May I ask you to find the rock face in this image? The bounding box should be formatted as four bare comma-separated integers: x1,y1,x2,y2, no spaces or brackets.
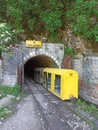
58,25,93,56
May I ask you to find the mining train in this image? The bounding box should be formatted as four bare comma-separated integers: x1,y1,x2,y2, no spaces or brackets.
33,68,78,100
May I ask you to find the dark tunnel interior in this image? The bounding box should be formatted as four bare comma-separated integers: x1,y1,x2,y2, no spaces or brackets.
24,55,58,78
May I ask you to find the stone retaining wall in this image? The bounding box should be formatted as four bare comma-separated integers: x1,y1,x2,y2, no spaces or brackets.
72,56,98,105
1,51,18,86
0,60,2,84
62,25,98,105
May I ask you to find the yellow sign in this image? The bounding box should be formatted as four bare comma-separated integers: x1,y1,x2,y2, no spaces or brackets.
26,40,42,48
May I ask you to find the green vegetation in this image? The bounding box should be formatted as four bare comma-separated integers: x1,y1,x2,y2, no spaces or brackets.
67,0,98,44
0,22,23,58
76,98,98,130
40,0,63,35
0,84,22,98
64,47,75,57
0,84,25,120
0,0,98,48
76,98,98,119
0,107,14,120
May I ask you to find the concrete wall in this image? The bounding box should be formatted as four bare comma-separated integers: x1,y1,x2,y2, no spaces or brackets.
72,56,98,105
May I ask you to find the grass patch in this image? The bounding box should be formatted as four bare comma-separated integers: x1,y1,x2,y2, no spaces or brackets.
76,98,98,119
0,107,14,120
0,84,26,120
76,98,98,130
0,84,23,98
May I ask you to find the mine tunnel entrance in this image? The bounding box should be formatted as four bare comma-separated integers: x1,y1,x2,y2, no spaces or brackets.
24,55,59,78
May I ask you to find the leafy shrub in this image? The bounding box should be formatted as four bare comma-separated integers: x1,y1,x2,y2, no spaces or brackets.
41,9,62,33
64,47,75,57
1,0,98,44
0,23,14,55
67,0,98,43
0,22,23,55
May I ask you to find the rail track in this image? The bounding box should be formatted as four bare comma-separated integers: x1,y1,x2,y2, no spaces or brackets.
25,78,94,130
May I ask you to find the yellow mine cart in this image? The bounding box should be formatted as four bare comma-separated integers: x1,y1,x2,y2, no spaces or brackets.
43,68,78,100
26,40,42,48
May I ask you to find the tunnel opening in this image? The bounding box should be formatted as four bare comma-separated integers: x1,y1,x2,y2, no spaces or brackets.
24,55,59,78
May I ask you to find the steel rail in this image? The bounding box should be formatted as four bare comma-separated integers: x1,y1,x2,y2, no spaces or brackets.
34,83,92,130
25,78,72,130
25,78,93,130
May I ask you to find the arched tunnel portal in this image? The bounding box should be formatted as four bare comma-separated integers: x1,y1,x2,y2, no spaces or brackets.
1,42,64,87
24,54,59,78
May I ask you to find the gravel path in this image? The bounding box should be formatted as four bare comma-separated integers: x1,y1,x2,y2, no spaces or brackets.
0,95,43,130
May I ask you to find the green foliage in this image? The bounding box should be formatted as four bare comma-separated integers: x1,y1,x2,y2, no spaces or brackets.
0,1,68,42
0,0,7,19
0,107,13,119
0,22,23,55
76,99,98,116
40,0,63,34
27,19,36,31
67,0,98,43
7,0,23,29
0,23,12,44
76,98,98,129
0,23,14,53
0,0,98,44
41,10,62,33
6,0,41,32
0,84,21,97
6,0,64,40
40,0,64,41
64,47,75,57
0,84,25,120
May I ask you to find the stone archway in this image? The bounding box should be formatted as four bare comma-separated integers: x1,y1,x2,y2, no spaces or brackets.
24,51,61,68
1,42,64,86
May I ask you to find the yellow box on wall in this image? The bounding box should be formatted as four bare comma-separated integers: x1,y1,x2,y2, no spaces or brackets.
26,40,42,48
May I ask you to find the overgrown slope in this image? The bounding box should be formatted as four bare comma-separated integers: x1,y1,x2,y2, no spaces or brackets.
0,0,98,49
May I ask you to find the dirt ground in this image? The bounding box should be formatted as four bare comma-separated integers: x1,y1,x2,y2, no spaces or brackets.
0,95,44,130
